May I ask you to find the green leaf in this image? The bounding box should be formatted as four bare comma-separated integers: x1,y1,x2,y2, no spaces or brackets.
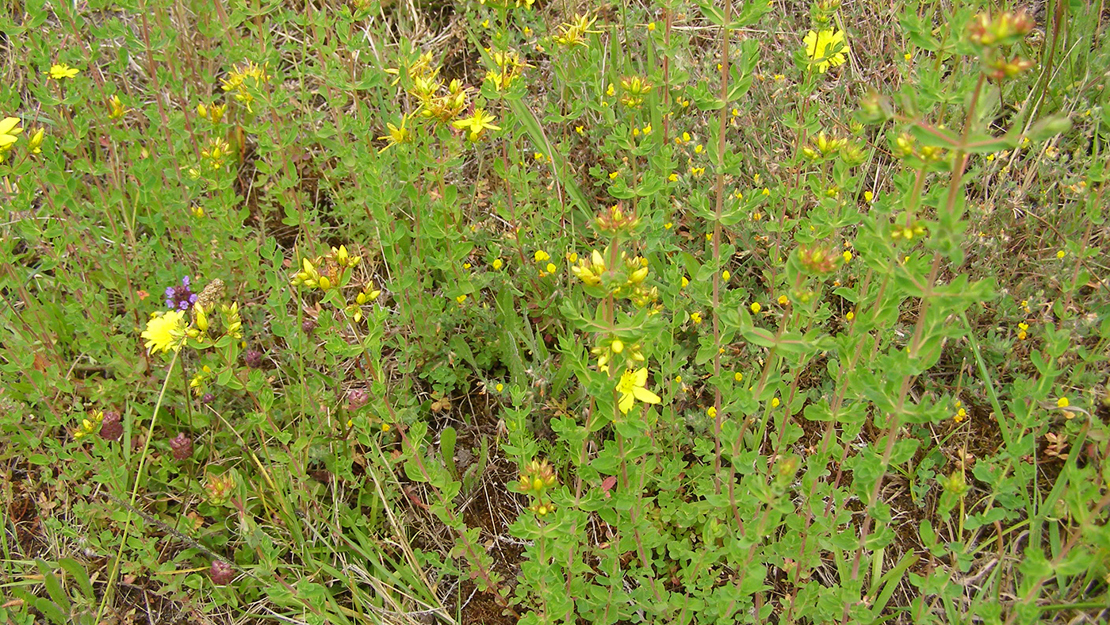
440,426,457,479
1026,115,1072,143
58,559,94,601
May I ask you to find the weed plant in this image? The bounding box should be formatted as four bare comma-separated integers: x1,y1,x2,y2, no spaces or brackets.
1,0,1109,623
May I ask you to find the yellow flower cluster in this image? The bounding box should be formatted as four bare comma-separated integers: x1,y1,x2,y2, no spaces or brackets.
74,410,105,440
618,75,653,108
221,61,269,112
291,245,361,291
484,49,529,91
554,13,601,48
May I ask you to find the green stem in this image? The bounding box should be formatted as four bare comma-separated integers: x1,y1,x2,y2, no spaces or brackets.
96,349,180,623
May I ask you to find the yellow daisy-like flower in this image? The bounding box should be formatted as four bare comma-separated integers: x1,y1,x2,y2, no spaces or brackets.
142,310,188,354
47,63,80,80
803,29,850,73
616,368,661,414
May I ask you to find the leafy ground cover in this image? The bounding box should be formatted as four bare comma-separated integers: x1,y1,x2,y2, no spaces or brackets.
1,0,1109,623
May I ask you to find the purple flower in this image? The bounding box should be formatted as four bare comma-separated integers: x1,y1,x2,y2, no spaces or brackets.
347,388,369,411
209,560,235,585
169,432,193,460
165,276,198,311
99,411,123,441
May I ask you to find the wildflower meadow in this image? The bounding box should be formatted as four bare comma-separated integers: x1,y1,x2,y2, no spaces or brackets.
1,0,1108,623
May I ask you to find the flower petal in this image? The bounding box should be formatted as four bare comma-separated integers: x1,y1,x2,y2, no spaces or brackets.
633,387,661,405
618,392,634,414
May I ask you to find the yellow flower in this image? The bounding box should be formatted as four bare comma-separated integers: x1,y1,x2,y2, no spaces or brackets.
733,372,743,382
690,311,702,324
803,29,850,73
1056,397,1069,408
1056,250,1066,259
554,13,601,48
0,117,23,151
722,270,731,281
545,262,556,274
456,294,468,304
842,251,853,262
142,310,188,354
846,311,855,321
681,276,689,288
534,250,550,262
616,368,661,414
707,406,717,418
496,383,504,393
27,128,44,154
750,302,762,314
771,397,780,408
378,115,411,152
108,95,127,120
492,258,503,270
452,108,500,142
197,102,227,123
47,63,80,80
778,295,789,305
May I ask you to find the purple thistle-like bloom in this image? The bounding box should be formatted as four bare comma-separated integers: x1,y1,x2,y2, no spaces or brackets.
165,276,199,311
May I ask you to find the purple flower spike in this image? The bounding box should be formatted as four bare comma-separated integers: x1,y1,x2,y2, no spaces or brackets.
165,276,198,311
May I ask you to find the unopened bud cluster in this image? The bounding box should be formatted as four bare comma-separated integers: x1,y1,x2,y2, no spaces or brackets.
570,247,658,309
592,338,645,373
798,245,839,275
594,203,640,234
618,76,653,109
966,10,1037,80
965,10,1034,49
205,472,237,506
516,459,558,516
291,245,360,291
